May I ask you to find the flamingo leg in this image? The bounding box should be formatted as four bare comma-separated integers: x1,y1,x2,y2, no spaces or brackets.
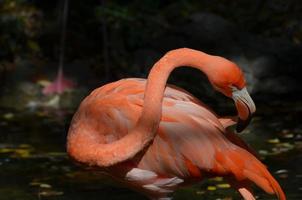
238,187,256,200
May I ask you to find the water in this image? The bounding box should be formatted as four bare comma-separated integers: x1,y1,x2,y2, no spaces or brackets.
0,102,301,200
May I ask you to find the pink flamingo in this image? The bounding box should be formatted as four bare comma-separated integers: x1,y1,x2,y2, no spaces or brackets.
67,48,285,200
42,0,75,95
42,67,75,95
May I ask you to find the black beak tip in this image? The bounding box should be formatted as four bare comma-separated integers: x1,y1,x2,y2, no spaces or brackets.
236,116,252,133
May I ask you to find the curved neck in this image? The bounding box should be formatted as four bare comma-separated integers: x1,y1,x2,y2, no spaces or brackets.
137,48,216,131
67,48,222,167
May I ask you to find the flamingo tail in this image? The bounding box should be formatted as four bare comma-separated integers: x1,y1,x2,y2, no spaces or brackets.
216,148,286,200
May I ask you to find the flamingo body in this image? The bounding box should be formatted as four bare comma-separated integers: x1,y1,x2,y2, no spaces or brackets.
68,78,285,200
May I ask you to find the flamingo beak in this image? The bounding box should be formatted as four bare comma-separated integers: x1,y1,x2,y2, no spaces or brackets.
231,87,256,132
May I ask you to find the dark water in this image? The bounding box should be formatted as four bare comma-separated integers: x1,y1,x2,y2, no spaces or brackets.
0,103,301,200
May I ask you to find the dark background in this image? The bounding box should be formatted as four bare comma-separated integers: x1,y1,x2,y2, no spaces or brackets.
0,1,302,200
1,0,302,110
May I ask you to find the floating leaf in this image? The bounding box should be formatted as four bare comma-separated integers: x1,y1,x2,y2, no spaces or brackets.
30,182,52,188
3,113,14,120
37,80,51,87
0,145,33,158
207,186,216,191
275,169,288,174
14,149,31,158
39,191,64,196
209,177,223,182
19,144,32,148
277,142,294,148
267,138,280,144
30,182,43,186
282,134,294,139
216,183,231,189
196,190,205,195
258,150,268,155
47,152,67,157
40,184,52,188
0,148,14,153
279,129,294,139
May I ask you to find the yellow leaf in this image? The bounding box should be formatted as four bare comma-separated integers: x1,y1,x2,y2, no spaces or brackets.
216,183,231,189
207,186,216,191
267,138,280,144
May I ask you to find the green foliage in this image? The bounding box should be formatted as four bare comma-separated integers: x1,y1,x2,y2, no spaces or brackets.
0,0,302,74
0,0,42,60
94,0,192,49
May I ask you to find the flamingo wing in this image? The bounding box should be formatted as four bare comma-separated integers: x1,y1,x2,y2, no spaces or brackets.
135,92,285,200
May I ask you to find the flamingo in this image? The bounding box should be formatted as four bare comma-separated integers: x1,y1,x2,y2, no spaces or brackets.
42,0,75,96
42,67,75,95
67,48,286,200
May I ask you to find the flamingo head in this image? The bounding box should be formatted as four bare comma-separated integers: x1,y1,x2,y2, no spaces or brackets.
208,58,256,132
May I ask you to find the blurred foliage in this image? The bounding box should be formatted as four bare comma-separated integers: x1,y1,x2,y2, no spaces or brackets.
0,0,42,61
95,0,189,49
0,0,302,76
